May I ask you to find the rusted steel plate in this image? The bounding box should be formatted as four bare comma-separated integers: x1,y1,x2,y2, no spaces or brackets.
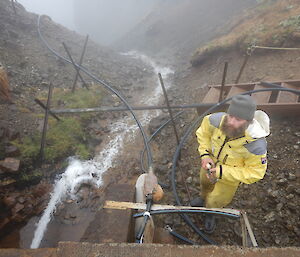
276,82,300,103
251,84,272,104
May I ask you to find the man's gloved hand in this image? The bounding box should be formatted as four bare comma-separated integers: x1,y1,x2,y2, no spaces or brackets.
206,167,218,184
201,157,215,170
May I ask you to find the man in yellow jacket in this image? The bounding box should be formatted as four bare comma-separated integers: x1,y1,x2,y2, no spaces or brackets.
195,95,270,232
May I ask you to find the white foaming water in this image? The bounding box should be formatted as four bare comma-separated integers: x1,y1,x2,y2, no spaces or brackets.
30,51,173,249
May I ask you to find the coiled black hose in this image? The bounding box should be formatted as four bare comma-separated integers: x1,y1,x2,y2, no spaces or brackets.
171,87,300,244
37,15,154,170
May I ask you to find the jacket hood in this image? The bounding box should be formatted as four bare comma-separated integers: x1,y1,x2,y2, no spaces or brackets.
246,110,270,138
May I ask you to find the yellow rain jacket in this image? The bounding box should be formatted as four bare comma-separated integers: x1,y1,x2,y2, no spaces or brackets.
196,111,270,208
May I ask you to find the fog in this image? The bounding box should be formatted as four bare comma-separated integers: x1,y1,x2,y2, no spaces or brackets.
18,0,161,46
18,0,76,30
74,0,161,45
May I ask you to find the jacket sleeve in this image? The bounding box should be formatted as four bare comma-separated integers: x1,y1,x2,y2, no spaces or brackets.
196,115,213,158
216,153,267,184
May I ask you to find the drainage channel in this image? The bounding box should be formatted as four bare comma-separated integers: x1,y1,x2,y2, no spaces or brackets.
19,50,174,249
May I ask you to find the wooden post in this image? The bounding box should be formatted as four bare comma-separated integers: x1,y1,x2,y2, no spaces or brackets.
240,215,248,247
235,54,250,84
62,42,89,90
242,211,258,247
35,98,61,121
219,62,228,102
72,35,89,92
39,83,53,162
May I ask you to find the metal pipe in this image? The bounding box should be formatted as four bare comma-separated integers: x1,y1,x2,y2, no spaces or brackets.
72,35,89,93
158,73,180,145
62,42,89,90
219,62,228,102
50,103,219,114
35,98,61,121
158,73,192,203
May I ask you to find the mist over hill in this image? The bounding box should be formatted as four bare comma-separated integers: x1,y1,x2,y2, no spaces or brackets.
114,0,257,61
74,0,164,45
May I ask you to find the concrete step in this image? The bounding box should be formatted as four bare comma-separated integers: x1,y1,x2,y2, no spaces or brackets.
1,242,299,257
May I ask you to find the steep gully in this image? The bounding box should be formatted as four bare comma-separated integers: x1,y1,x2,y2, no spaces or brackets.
20,51,174,249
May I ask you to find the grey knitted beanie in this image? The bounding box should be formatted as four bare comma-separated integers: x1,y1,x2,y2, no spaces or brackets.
227,95,256,121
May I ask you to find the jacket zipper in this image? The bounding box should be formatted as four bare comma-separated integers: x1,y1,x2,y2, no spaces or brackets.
217,137,228,159
223,154,228,164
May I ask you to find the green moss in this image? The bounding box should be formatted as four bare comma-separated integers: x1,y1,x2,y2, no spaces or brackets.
13,136,41,162
14,117,90,163
19,169,43,183
52,86,103,109
15,86,104,164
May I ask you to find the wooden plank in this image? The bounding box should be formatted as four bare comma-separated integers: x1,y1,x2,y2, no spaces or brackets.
242,212,258,247
240,217,248,247
251,84,271,104
202,87,220,103
276,82,299,103
104,201,241,216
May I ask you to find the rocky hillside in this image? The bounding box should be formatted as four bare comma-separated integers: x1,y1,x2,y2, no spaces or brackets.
114,0,256,64
0,0,154,245
191,0,300,66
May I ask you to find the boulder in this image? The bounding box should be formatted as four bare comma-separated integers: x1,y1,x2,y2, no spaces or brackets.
0,158,20,173
12,203,25,215
2,195,17,208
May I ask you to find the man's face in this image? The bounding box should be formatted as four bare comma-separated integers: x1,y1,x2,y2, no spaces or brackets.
221,115,249,138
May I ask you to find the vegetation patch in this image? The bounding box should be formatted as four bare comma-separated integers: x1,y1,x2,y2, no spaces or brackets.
191,0,300,66
14,86,103,164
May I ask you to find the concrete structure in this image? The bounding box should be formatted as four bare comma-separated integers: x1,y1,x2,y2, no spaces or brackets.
0,242,299,257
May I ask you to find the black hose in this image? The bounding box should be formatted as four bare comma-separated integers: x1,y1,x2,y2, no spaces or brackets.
140,110,185,172
37,15,154,170
166,226,197,245
133,209,239,218
171,87,300,244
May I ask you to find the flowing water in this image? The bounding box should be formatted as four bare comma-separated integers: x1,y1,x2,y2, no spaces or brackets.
29,52,174,249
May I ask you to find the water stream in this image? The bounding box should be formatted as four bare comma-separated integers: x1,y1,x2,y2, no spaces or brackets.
30,51,174,249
